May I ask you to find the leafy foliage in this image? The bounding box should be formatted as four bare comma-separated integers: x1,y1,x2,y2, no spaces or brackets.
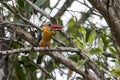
0,0,120,80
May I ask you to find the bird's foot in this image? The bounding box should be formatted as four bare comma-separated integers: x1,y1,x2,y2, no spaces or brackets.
40,46,50,49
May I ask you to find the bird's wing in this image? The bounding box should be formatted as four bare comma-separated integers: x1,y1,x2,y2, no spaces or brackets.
37,31,42,46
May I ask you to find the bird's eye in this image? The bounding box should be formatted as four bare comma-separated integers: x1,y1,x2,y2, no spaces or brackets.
48,23,51,26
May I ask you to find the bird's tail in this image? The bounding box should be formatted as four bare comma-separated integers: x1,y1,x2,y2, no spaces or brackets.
37,52,45,64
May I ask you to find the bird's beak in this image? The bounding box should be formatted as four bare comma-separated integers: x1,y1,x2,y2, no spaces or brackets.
50,24,63,29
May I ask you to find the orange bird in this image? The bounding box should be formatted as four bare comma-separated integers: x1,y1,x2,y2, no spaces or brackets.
37,23,62,63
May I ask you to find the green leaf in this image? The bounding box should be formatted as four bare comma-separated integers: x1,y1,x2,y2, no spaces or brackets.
18,0,24,8
87,30,96,45
13,43,19,49
114,60,120,70
68,18,75,29
98,38,104,50
57,17,63,26
109,47,117,55
85,28,92,42
35,0,47,7
73,37,84,49
90,48,102,55
101,29,107,43
117,47,120,54
78,27,86,41
68,54,79,62
111,70,120,76
76,59,86,69
29,51,37,59
103,39,111,50
15,62,26,80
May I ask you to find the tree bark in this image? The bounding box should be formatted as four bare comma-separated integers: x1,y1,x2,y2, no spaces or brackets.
54,0,74,18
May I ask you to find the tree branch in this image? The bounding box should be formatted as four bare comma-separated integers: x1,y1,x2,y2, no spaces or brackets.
54,0,74,18
0,47,80,55
0,46,100,80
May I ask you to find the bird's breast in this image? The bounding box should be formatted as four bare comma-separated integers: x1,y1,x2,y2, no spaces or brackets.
42,30,52,41
39,29,52,46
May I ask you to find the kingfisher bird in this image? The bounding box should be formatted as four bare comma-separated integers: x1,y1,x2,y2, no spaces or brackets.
37,23,62,64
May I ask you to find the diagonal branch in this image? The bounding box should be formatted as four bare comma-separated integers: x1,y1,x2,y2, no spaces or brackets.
48,52,100,80
0,21,36,45
24,0,50,19
53,0,74,18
